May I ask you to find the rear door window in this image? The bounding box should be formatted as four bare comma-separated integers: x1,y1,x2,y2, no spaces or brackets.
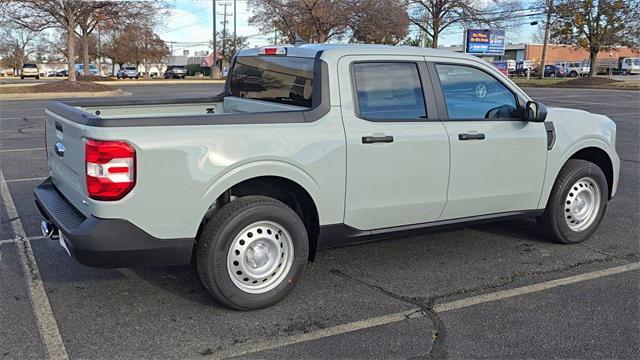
352,62,427,121
229,56,315,108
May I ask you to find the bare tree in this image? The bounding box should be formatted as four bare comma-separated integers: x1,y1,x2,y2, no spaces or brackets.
103,24,170,75
407,0,522,48
349,0,410,45
249,0,352,43
552,0,640,77
249,0,410,44
2,0,116,81
75,1,169,75
0,23,38,75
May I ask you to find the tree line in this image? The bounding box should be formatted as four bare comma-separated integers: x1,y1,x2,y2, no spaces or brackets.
0,0,170,80
1,0,638,80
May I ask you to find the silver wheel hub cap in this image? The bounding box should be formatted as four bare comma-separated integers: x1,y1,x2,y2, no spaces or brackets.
564,177,601,232
227,221,294,294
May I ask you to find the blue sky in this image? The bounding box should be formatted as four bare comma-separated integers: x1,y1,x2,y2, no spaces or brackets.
159,0,540,56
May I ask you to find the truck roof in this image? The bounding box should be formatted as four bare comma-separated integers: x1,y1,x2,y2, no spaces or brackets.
237,43,477,61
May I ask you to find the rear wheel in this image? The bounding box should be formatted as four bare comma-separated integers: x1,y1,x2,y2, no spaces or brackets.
538,159,608,244
197,196,308,310
570,71,578,77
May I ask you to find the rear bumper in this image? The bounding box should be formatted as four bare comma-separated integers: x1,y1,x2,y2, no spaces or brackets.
34,178,194,268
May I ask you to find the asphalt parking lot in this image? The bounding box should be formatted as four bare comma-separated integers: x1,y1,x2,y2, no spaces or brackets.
1,84,638,359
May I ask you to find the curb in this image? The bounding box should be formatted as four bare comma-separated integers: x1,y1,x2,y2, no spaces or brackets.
519,85,640,91
97,79,226,85
0,90,128,101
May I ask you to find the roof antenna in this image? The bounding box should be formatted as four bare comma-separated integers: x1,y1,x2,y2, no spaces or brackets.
293,34,306,47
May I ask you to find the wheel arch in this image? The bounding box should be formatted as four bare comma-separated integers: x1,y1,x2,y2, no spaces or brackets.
199,163,323,260
567,146,614,199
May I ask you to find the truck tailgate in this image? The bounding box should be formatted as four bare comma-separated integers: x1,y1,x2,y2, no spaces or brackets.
45,110,88,216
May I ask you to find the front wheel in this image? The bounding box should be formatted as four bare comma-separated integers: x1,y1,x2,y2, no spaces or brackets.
538,159,608,244
197,196,308,310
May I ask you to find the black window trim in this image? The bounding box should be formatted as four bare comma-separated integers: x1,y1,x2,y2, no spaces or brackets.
349,60,438,122
227,54,320,109
429,61,527,122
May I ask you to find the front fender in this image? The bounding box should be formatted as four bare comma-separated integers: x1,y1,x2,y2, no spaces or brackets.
537,136,619,209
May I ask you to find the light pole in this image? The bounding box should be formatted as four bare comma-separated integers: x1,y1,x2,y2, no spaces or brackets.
539,0,554,79
211,0,220,79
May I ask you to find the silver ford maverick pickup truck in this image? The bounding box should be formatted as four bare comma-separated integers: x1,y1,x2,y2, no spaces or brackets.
35,44,619,310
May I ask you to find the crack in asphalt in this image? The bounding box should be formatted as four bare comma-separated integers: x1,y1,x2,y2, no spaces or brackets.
330,269,448,359
329,251,639,359
426,252,639,306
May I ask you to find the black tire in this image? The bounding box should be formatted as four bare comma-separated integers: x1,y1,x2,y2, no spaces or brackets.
570,71,578,77
197,195,309,310
538,159,608,244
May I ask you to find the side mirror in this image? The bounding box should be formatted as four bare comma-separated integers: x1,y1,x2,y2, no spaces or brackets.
525,101,548,122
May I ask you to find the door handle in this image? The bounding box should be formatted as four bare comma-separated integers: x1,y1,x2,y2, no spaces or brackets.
362,135,394,144
458,133,485,141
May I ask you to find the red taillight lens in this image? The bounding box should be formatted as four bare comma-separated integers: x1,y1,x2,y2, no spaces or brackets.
85,139,135,201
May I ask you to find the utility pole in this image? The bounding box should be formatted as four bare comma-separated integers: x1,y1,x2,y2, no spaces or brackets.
233,0,237,55
211,0,219,79
539,0,553,79
218,2,232,75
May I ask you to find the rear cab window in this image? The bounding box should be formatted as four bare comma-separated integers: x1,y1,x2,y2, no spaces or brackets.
351,62,427,121
228,56,315,108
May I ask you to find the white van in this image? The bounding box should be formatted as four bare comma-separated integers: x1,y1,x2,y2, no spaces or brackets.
620,58,640,75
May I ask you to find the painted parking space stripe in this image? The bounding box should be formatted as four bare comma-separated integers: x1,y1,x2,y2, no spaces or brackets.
0,170,68,360
0,147,45,153
5,177,48,183
0,236,46,245
0,116,46,121
213,262,640,359
0,128,44,133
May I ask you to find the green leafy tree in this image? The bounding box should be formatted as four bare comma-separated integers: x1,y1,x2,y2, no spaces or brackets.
552,0,640,77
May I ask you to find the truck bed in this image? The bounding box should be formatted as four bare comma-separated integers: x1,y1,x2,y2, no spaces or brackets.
49,95,308,122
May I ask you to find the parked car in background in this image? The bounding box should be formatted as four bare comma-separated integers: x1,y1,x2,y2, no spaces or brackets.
45,70,58,77
55,69,69,77
36,44,619,310
555,62,589,77
513,60,533,76
21,63,39,79
74,64,100,76
164,65,187,79
620,57,640,75
117,65,140,79
532,64,565,78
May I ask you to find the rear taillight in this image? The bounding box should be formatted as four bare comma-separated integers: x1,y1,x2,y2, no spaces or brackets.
85,139,135,201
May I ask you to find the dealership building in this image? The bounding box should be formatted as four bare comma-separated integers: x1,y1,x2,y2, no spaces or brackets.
445,43,638,64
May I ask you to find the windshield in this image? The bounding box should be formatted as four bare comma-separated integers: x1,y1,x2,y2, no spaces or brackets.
228,56,315,108
124,67,136,70
23,64,37,68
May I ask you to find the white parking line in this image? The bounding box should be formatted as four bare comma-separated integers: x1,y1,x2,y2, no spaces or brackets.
5,177,47,183
0,236,46,245
0,116,46,121
0,147,45,153
0,128,44,133
213,262,640,359
605,112,640,117
0,170,68,360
